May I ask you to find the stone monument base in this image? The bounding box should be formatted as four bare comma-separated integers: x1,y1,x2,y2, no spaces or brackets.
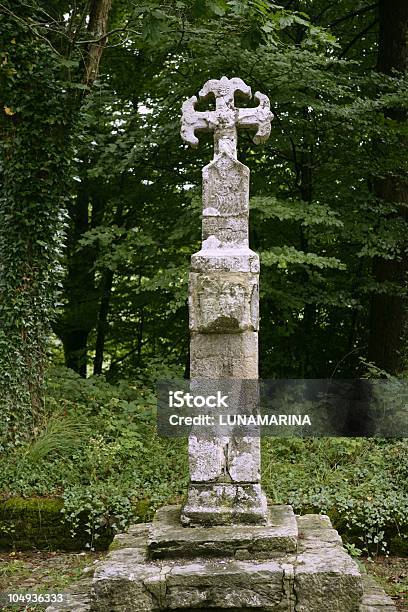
181,483,268,527
46,505,396,612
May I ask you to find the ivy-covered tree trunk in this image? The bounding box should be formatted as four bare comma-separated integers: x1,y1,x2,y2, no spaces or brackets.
0,0,113,444
0,12,72,442
367,0,408,373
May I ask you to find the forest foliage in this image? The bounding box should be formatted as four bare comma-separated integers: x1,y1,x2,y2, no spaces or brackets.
0,0,407,410
0,0,407,552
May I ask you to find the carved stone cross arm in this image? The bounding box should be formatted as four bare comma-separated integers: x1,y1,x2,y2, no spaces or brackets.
236,92,272,145
180,97,212,148
181,76,273,158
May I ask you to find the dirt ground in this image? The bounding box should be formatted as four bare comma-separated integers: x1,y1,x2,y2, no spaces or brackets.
0,550,104,610
0,550,406,610
361,556,408,610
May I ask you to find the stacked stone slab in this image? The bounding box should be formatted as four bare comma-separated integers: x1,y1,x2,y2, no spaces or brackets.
46,506,396,611
181,76,273,527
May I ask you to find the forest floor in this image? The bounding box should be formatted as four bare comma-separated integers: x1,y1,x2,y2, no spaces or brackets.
0,550,406,610
0,550,103,610
361,556,408,610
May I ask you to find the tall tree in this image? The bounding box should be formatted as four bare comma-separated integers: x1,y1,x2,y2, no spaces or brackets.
367,0,408,373
55,0,113,376
0,0,112,443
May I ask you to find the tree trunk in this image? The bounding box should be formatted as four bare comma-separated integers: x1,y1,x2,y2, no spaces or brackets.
367,0,408,373
93,196,124,375
54,188,99,377
93,268,114,375
55,0,113,375
63,330,91,376
298,130,316,376
85,0,113,85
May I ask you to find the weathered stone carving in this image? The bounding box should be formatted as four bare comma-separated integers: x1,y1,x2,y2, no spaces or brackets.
180,77,273,526
180,75,272,157
189,272,258,333
203,155,249,217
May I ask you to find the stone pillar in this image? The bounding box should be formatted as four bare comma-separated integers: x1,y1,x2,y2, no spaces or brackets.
180,77,273,526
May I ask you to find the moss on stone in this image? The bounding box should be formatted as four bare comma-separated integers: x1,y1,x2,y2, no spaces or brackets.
135,498,152,521
2,497,64,511
0,497,114,551
108,539,123,551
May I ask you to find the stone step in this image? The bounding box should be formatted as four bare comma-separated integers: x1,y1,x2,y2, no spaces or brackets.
45,568,397,612
148,505,298,559
359,573,397,611
91,551,294,610
295,514,362,611
46,510,397,612
89,512,362,611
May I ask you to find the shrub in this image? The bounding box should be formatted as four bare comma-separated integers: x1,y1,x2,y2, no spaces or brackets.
262,437,408,554
0,367,188,548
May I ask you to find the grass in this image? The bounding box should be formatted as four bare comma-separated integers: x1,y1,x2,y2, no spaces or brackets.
0,550,104,610
26,412,89,464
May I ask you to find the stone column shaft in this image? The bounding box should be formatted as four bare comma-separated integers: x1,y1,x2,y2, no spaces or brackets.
180,77,273,526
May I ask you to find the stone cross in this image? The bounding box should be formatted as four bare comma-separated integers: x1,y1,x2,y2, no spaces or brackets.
181,76,272,158
180,77,273,526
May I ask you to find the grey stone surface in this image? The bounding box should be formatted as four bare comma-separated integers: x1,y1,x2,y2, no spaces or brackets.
45,577,92,612
180,76,272,156
202,154,249,220
228,436,262,482
148,505,297,559
189,272,259,333
187,434,261,483
91,547,160,611
163,559,292,610
359,573,397,611
202,215,248,248
109,523,150,551
191,248,260,273
181,483,268,527
47,509,397,612
295,515,362,612
92,546,294,611
180,77,272,526
189,331,258,378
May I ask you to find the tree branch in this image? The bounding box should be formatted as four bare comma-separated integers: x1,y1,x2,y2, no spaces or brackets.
339,19,378,58
330,3,377,28
77,26,131,44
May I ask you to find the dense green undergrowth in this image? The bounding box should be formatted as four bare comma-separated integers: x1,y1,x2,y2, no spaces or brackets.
0,367,406,554
262,437,408,555
0,367,188,549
